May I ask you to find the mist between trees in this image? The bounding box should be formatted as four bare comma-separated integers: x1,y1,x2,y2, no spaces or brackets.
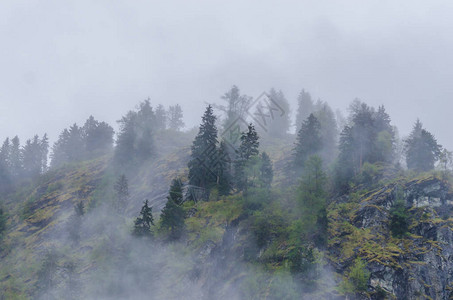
0,85,450,299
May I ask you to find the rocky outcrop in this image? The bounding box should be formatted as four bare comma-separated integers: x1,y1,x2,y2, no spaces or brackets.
333,176,453,299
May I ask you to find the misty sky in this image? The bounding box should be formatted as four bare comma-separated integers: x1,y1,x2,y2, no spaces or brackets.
1,1,453,148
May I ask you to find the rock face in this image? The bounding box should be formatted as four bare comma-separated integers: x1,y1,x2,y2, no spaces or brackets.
337,176,453,299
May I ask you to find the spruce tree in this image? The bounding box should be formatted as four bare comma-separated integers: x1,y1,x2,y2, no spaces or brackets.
295,89,314,133
133,199,154,237
267,89,290,138
160,180,185,240
188,105,219,192
10,136,22,179
292,114,322,177
234,123,260,192
217,141,232,196
155,104,167,130
405,119,442,172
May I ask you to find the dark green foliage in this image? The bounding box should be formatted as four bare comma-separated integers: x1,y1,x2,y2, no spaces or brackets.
405,119,442,172
133,199,154,237
313,102,338,164
234,123,260,192
167,104,185,131
389,199,409,238
168,177,184,205
160,198,185,240
114,174,129,213
259,152,273,188
292,114,322,178
10,136,22,179
216,141,232,196
188,105,218,192
160,178,186,239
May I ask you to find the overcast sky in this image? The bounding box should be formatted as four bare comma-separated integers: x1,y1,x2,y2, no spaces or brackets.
1,1,453,148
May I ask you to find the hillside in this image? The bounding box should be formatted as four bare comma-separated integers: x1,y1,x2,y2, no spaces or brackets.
1,126,452,299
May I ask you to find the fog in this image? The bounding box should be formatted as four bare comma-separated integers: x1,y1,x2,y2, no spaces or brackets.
1,1,453,144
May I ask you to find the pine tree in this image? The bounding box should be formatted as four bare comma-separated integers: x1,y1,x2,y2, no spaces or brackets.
188,105,219,192
405,119,442,172
22,135,42,178
168,177,184,205
295,89,314,133
133,199,154,237
259,152,273,188
155,104,167,130
292,114,322,177
160,180,185,240
40,134,49,173
167,104,185,131
10,136,22,179
217,141,232,196
334,126,356,192
0,138,11,192
114,174,129,213
114,111,138,167
83,116,114,156
313,102,338,164
267,89,290,138
234,123,260,191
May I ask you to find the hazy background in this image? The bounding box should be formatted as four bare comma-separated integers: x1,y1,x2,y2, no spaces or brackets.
1,0,452,148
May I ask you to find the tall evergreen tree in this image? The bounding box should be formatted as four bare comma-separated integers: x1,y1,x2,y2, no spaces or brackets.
295,89,314,133
405,119,442,172
217,141,232,196
188,105,218,191
133,199,154,237
10,136,22,179
292,114,322,177
40,134,49,173
267,89,290,137
82,116,114,156
155,104,167,130
160,179,185,240
234,123,260,192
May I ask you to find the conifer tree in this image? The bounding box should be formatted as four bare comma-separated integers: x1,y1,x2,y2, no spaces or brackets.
295,89,314,133
267,89,290,138
405,119,442,172
292,114,322,177
188,105,218,191
217,141,232,196
234,123,260,191
40,134,49,173
10,136,22,179
133,199,154,237
160,179,185,240
155,104,167,130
